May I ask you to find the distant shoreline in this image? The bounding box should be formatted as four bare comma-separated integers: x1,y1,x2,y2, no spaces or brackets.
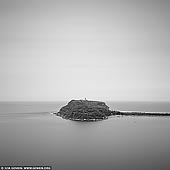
111,111,170,117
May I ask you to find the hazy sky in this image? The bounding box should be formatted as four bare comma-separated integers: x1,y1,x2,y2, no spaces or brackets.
0,0,170,101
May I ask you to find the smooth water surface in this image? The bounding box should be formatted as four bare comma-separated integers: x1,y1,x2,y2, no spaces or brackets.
0,102,170,170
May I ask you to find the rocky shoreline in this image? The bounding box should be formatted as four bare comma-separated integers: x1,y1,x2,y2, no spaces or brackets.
53,100,170,121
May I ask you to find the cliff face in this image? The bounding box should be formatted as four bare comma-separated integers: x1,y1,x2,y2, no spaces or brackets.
56,100,113,121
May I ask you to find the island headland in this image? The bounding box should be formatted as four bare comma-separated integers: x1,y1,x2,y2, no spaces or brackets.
53,99,170,121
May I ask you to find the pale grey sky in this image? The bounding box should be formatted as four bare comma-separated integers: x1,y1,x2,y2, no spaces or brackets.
0,0,170,101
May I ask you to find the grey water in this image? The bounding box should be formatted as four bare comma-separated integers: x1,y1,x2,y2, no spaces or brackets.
0,101,170,170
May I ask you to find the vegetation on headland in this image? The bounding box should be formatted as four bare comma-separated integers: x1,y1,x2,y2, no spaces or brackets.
53,99,170,121
54,99,116,121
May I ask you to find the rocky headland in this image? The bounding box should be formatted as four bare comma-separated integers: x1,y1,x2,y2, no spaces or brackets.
54,99,118,121
53,99,170,121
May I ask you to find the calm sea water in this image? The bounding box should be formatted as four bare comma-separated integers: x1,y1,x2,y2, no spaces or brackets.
0,101,170,170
